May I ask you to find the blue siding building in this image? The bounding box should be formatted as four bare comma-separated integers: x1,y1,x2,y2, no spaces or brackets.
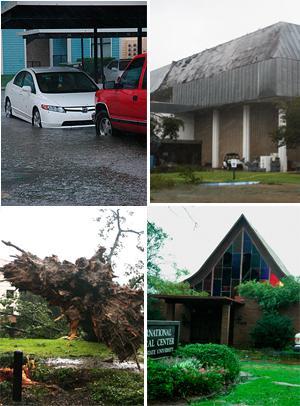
2,30,120,74
71,38,91,63
2,29,25,74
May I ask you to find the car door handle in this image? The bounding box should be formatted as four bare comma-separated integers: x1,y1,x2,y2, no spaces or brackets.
133,95,138,102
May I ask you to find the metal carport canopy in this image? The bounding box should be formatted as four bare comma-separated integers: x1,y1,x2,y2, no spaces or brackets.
1,1,147,29
2,1,147,82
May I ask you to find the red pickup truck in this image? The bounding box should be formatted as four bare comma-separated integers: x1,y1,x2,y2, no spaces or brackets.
94,53,147,136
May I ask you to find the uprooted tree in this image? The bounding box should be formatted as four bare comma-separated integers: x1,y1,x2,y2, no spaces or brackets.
0,210,144,366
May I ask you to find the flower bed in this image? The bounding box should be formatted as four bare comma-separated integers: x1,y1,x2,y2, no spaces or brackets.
148,344,240,401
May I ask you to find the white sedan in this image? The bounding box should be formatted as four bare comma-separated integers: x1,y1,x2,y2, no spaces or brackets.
4,67,98,128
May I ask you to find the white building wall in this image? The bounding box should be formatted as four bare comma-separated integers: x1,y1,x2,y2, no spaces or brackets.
176,113,195,140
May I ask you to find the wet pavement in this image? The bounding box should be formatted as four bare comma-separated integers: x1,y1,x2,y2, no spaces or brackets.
1,93,147,205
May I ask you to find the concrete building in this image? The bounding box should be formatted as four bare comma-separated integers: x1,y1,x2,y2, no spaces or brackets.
154,215,299,348
151,22,300,171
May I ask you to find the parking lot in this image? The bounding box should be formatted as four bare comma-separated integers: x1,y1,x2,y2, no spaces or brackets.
1,93,146,206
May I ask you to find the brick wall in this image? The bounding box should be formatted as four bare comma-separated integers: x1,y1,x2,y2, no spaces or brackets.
233,298,300,348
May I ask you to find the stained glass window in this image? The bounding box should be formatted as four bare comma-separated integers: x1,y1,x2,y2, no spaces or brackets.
197,229,271,298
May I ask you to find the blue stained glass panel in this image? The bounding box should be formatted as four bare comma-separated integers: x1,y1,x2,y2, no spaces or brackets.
213,279,221,296
232,254,241,278
260,267,269,280
243,232,252,253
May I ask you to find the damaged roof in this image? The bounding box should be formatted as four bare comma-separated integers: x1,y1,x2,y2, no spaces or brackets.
155,22,300,89
151,22,300,108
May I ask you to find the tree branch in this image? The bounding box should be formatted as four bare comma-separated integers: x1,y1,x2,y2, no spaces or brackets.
106,210,143,262
2,240,27,254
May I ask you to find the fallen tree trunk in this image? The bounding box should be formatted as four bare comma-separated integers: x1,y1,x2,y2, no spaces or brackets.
0,241,143,364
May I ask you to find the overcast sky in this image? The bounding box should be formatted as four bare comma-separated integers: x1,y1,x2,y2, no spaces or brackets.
0,207,146,284
150,0,300,70
148,206,300,280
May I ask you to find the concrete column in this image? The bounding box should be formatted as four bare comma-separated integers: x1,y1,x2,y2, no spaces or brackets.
49,39,53,67
242,105,250,162
278,109,288,172
212,109,220,168
177,113,195,140
220,304,231,345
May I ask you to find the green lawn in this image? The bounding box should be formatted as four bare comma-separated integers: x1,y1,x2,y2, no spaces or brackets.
151,170,300,189
192,361,300,406
0,338,112,358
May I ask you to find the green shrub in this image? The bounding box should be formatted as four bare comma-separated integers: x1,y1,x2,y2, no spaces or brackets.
89,370,143,405
179,166,202,184
174,343,240,383
147,357,224,401
251,313,294,350
31,366,85,389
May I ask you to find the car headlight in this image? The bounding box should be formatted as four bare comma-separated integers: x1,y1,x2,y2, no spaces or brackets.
41,104,66,113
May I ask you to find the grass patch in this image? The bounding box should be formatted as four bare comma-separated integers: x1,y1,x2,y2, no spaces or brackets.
151,170,300,189
1,74,14,87
89,369,144,405
191,361,300,405
0,367,143,405
0,338,112,359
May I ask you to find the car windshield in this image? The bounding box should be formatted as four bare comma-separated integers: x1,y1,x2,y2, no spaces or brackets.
119,60,130,70
36,71,98,94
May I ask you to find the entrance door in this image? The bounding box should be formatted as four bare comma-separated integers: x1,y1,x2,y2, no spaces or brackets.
191,305,222,343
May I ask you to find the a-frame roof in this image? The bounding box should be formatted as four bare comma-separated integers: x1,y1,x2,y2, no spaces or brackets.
185,214,289,287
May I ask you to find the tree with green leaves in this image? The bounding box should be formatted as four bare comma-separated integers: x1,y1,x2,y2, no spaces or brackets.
272,98,300,148
0,292,68,338
238,276,300,349
150,113,184,140
147,221,206,296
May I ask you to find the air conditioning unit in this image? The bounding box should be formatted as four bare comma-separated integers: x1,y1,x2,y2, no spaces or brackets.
260,156,272,172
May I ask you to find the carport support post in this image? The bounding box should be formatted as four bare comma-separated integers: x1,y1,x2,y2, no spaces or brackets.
278,109,288,172
242,105,250,162
81,37,85,70
100,35,105,85
212,109,220,168
93,28,98,83
137,26,142,54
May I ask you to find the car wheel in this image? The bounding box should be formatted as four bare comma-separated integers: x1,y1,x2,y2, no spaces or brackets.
32,108,42,128
95,111,113,136
5,98,13,118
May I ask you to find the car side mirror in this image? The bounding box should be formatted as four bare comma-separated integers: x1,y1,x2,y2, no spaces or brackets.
22,86,32,93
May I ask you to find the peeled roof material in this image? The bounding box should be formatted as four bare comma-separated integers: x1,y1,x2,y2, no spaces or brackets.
156,22,300,90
